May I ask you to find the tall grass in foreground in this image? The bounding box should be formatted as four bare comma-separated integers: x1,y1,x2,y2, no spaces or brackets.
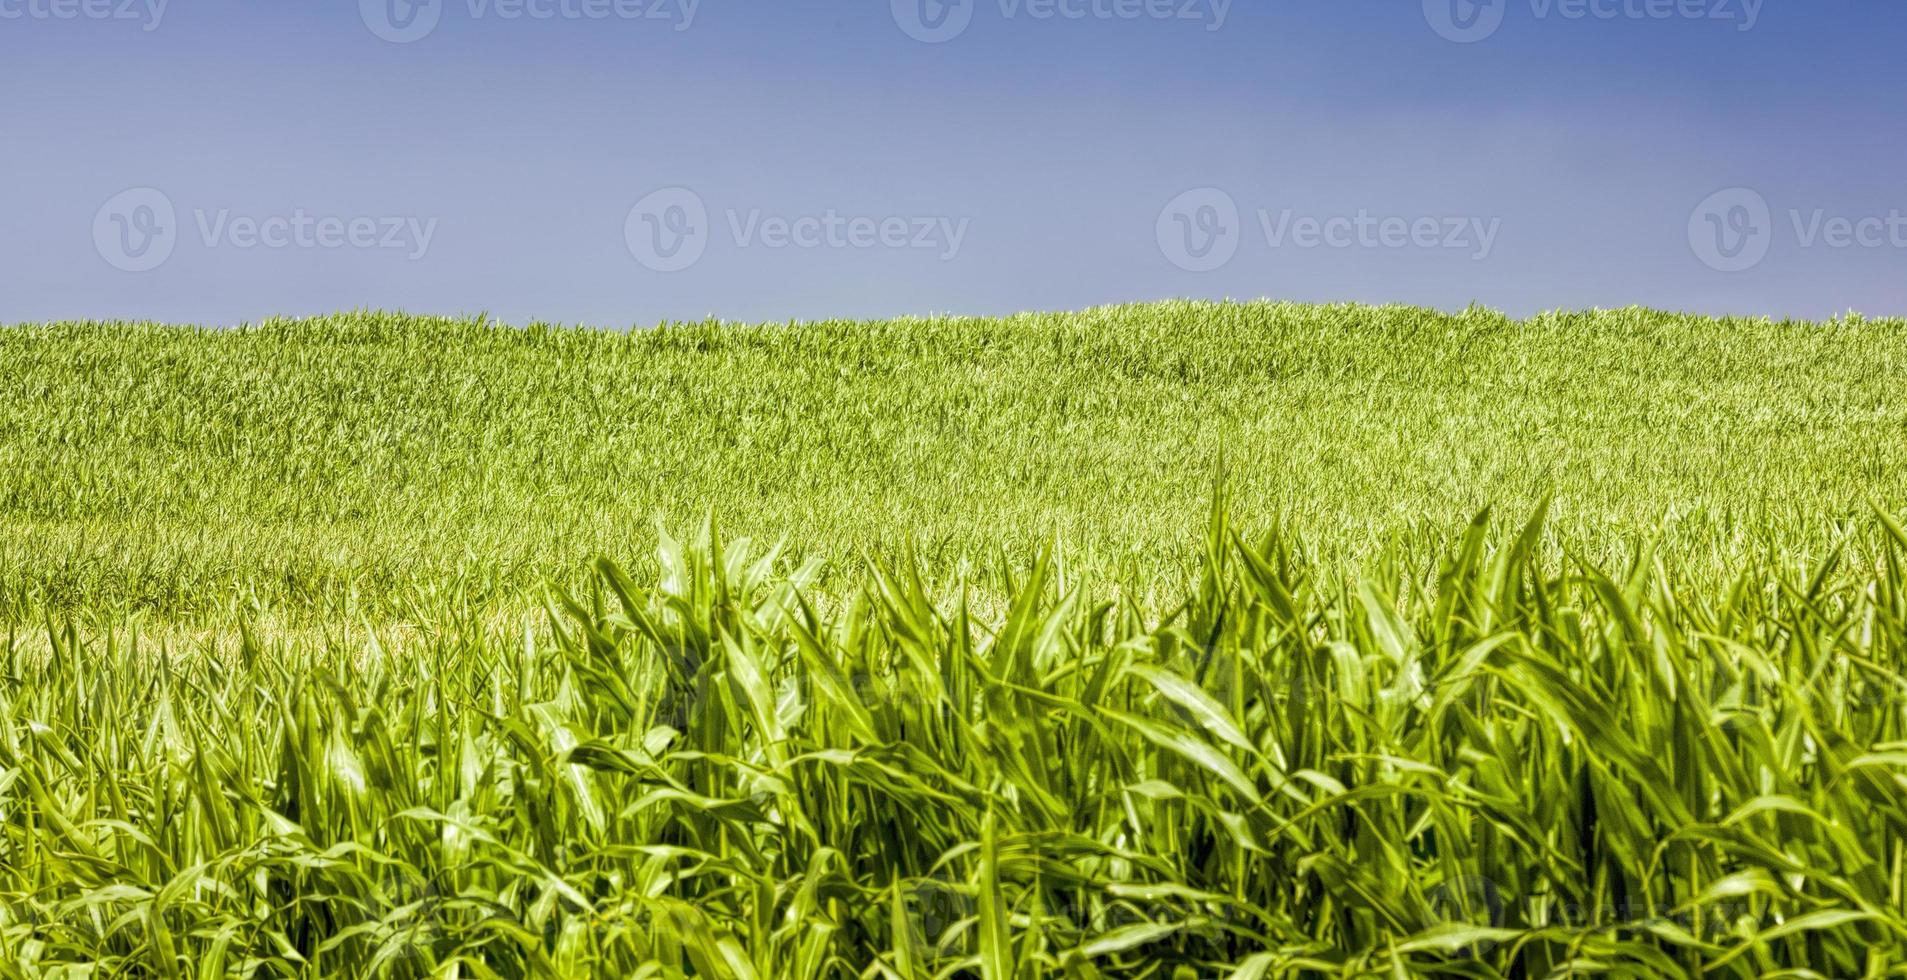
5,505,1907,978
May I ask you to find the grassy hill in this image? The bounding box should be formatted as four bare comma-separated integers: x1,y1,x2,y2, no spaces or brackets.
3,300,1904,621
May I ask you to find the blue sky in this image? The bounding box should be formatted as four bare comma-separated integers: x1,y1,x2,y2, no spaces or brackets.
2,1,1902,326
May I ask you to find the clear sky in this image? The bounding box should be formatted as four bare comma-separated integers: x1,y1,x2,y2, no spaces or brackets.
3,1,1902,326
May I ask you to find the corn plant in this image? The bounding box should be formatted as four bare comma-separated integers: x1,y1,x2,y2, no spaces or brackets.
3,504,1907,976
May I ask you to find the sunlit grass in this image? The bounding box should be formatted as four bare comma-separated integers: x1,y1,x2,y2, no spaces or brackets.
3,301,1903,622
4,504,1907,976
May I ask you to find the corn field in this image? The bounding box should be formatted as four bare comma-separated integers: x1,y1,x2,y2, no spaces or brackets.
6,502,1907,977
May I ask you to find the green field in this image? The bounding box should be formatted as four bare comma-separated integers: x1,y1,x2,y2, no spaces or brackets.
5,301,1907,977
3,300,1904,623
